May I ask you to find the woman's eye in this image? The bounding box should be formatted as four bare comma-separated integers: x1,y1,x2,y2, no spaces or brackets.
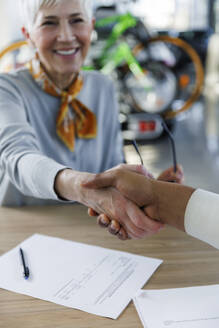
70,18,83,24
42,21,57,26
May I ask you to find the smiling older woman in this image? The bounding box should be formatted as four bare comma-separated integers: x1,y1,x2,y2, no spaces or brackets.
0,0,182,240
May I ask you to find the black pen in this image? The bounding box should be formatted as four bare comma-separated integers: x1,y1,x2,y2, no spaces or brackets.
19,248,30,280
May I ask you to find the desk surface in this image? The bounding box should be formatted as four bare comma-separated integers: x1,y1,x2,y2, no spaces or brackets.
0,204,219,328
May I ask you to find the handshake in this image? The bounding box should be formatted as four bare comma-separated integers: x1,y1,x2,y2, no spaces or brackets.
82,164,194,241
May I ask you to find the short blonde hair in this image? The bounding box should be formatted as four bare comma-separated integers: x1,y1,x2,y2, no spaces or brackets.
19,0,93,32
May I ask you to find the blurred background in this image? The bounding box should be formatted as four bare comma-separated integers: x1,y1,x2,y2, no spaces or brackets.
1,0,219,193
0,0,211,47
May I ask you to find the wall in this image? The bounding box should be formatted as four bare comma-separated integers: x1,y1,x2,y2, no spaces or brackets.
0,0,22,49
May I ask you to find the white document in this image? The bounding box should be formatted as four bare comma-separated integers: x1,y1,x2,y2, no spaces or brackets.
134,285,219,328
0,234,162,319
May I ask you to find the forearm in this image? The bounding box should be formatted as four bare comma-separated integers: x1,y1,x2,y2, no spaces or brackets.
151,180,195,231
0,121,67,201
13,153,67,200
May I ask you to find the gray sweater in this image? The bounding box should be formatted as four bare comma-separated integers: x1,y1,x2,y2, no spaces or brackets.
0,69,123,206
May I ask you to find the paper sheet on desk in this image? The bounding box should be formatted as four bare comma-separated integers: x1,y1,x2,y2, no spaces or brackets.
134,285,219,328
0,234,162,319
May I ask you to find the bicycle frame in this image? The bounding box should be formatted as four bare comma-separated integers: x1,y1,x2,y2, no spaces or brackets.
95,13,137,64
86,12,153,91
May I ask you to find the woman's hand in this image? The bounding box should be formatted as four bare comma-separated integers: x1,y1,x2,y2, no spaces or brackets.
88,208,129,240
55,168,163,239
157,165,184,184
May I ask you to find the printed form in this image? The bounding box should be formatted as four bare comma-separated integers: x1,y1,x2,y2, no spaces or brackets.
134,285,219,328
0,234,162,319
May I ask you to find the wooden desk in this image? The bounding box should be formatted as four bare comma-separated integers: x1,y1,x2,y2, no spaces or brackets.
0,204,219,328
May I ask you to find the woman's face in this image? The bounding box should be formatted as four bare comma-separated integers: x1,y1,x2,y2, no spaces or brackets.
25,0,94,86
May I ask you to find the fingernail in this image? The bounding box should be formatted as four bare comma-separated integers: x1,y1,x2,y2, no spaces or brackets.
110,226,118,234
102,216,109,224
99,220,108,227
99,216,110,227
109,224,119,235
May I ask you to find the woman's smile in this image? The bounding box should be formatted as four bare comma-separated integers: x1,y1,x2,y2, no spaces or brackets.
53,47,80,61
54,48,79,56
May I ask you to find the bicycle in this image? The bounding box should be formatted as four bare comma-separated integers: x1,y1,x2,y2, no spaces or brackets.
84,2,204,138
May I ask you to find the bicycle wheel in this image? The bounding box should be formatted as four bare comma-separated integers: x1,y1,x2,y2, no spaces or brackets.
124,60,178,114
130,35,204,119
0,40,30,72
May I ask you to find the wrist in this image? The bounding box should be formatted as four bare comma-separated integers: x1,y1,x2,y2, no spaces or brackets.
146,178,160,215
152,180,195,231
54,169,74,201
55,169,87,202
54,169,96,204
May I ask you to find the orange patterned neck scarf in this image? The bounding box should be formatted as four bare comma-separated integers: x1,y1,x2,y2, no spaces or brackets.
27,58,97,151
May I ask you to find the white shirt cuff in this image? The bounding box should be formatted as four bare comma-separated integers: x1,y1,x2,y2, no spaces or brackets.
185,189,219,249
